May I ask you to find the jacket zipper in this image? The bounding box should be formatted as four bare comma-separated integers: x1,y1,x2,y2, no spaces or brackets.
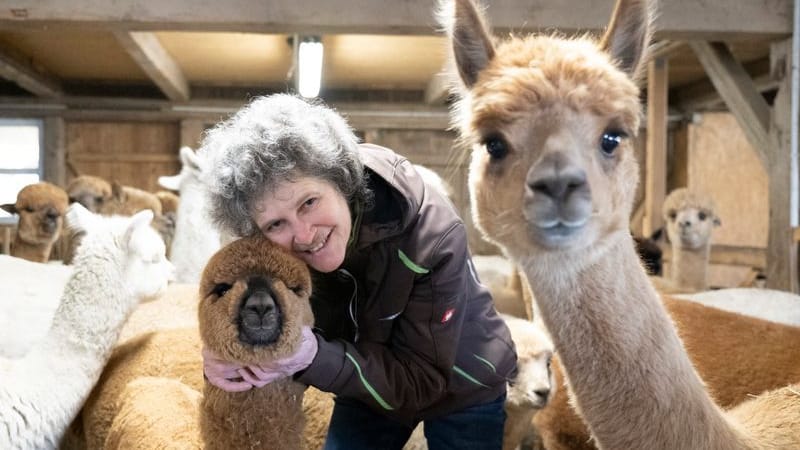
338,268,359,342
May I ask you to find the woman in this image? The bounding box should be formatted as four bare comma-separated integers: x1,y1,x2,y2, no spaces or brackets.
200,94,517,449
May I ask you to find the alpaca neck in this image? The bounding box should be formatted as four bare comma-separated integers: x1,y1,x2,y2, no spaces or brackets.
12,234,53,263
42,241,129,365
171,176,221,283
670,243,709,292
520,231,746,449
202,378,306,450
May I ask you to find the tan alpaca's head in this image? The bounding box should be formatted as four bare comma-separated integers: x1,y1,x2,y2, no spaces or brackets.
198,234,314,365
662,188,720,250
443,0,652,260
1,181,69,246
67,175,113,213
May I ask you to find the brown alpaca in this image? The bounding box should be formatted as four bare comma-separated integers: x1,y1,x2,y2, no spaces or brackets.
533,297,800,450
66,175,113,213
651,187,721,293
199,234,314,450
100,182,163,216
155,190,180,215
1,182,68,262
79,235,314,450
444,0,800,448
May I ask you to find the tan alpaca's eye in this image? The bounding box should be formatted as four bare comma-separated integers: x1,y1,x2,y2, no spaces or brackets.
482,135,509,160
698,211,707,221
668,210,677,221
600,130,626,156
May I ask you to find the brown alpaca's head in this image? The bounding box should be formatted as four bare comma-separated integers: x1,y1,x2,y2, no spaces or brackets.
198,234,314,365
444,0,652,260
66,175,113,213
2,181,69,246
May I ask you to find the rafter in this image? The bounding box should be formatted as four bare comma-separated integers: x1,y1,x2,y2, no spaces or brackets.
0,48,62,98
0,0,791,39
114,31,190,102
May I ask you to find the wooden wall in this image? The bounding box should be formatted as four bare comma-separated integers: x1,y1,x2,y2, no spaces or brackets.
65,121,181,191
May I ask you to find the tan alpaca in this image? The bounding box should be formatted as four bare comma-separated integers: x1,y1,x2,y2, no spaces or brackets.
651,187,720,294
443,0,800,448
100,181,163,217
1,182,69,262
66,175,113,213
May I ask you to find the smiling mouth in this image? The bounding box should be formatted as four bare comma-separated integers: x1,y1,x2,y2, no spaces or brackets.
302,231,330,254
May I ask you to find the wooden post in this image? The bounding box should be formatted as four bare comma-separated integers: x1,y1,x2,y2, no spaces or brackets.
43,117,65,186
643,57,668,236
766,40,798,292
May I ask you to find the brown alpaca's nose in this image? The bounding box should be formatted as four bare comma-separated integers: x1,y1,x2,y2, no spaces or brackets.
243,290,277,317
528,165,588,203
238,276,283,346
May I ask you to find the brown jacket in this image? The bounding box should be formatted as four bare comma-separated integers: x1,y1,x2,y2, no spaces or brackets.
297,144,517,425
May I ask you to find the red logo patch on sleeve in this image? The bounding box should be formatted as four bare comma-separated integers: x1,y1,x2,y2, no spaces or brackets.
441,308,455,323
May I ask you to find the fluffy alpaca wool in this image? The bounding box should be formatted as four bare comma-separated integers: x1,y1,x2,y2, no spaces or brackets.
0,204,173,449
158,146,222,283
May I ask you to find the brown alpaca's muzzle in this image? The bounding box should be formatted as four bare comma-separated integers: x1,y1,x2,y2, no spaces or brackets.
237,275,283,346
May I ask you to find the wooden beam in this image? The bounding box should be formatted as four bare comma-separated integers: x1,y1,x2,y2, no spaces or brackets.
43,117,65,186
425,72,451,106
672,57,774,112
0,47,62,98
689,41,771,167
663,245,766,269
68,153,180,164
643,57,669,237
114,31,190,102
0,0,791,39
765,39,797,292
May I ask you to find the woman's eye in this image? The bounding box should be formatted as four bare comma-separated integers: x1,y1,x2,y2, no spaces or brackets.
210,283,233,298
600,130,626,156
266,220,283,232
303,197,317,208
483,135,509,160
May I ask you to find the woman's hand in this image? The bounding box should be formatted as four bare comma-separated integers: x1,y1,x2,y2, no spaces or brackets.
202,326,318,392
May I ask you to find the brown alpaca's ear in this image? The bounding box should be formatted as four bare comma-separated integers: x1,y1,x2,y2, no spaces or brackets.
450,0,496,88
600,0,654,81
1,203,17,215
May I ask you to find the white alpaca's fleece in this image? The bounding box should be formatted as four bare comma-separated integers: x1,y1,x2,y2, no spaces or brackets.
0,205,174,449
158,146,223,283
675,287,800,327
0,256,72,358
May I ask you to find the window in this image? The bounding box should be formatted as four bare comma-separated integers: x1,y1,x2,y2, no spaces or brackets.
0,119,43,220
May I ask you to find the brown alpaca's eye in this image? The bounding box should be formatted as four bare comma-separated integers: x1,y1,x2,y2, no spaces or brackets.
289,285,305,296
600,130,626,156
210,283,232,298
23,206,35,213
668,210,677,221
482,135,508,160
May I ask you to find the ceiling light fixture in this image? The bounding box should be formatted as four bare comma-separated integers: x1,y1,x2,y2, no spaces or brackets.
297,36,323,98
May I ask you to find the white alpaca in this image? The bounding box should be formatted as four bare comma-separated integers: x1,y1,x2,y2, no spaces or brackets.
0,255,72,358
445,0,800,448
158,146,222,283
0,204,174,449
676,287,800,327
651,187,720,294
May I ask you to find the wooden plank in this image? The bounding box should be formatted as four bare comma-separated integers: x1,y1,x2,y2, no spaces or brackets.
68,153,179,164
114,31,190,102
672,58,775,112
643,57,669,237
765,39,797,292
0,47,62,98
43,117,65,186
663,244,767,269
688,41,770,167
0,0,791,39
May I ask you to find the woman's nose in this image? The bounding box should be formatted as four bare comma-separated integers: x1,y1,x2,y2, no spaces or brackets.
293,221,315,245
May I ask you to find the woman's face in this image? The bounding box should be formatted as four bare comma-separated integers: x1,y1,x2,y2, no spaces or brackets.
252,176,352,273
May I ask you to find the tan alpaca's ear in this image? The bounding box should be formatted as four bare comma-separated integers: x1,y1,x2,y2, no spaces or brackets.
1,203,17,215
111,181,126,200
449,0,496,87
600,0,654,81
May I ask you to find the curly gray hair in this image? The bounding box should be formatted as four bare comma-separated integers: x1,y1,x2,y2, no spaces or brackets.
200,94,371,237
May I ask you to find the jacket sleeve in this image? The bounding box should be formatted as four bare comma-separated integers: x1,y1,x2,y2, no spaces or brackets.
296,222,471,423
